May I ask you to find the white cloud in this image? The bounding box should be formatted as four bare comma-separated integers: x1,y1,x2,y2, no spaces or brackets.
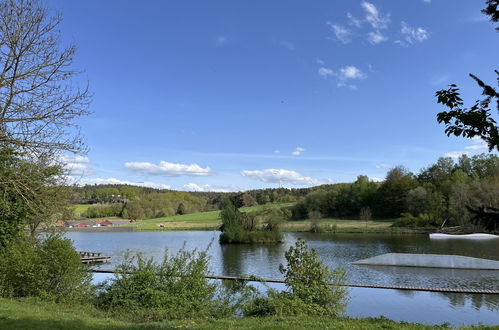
375,163,391,169
367,30,388,44
273,150,281,154
60,154,90,164
124,161,213,177
339,66,366,80
241,169,322,186
318,67,335,78
347,12,362,28
279,40,295,50
59,154,92,176
69,177,171,190
361,2,391,29
399,22,429,46
316,58,325,65
326,22,352,44
423,0,432,3
371,177,384,182
291,147,305,156
444,138,490,159
182,183,237,193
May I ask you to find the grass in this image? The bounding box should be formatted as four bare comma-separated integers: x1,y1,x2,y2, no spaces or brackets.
0,297,478,330
101,203,429,233
122,204,293,231
73,204,92,217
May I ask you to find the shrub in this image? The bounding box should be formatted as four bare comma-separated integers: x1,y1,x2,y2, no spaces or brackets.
392,213,432,228
95,246,240,322
219,202,282,244
244,239,348,317
0,234,92,303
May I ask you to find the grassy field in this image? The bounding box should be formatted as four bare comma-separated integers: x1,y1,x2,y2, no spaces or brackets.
122,204,294,231
0,298,469,330
76,203,426,233
72,204,92,217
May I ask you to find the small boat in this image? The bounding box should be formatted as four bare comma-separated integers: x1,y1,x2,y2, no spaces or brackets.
429,233,499,239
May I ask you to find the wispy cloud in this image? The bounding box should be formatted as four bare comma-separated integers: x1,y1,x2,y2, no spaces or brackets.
444,138,489,159
291,147,305,156
375,163,391,169
182,183,238,192
60,154,92,176
317,63,367,89
125,161,213,176
69,177,171,190
339,66,366,79
337,66,367,89
318,67,335,78
347,12,362,28
241,168,323,186
361,1,391,29
367,30,388,44
326,22,352,44
397,21,429,46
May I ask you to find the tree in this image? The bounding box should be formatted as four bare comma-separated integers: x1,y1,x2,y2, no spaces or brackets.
176,202,186,215
0,147,68,245
435,1,498,151
375,166,418,218
0,0,91,155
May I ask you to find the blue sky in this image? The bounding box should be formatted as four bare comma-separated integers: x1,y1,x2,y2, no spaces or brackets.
53,0,499,192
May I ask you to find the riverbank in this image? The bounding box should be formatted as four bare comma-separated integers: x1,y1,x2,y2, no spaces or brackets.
110,209,429,233
0,298,472,330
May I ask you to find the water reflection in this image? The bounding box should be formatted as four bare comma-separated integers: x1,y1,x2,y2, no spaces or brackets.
68,231,499,326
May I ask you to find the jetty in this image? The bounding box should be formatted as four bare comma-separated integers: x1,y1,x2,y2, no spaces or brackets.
352,253,499,270
79,251,111,264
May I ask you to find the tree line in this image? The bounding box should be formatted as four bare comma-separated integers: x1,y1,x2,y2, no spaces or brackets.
291,153,499,230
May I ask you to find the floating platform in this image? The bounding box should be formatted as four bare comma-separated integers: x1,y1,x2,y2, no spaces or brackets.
79,251,111,264
352,253,499,270
430,233,498,239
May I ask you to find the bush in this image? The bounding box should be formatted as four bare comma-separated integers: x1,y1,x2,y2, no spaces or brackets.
219,202,282,244
392,213,432,228
95,246,240,322
0,235,92,303
244,239,348,317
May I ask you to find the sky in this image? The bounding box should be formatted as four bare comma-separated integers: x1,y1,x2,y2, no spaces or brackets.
50,0,499,192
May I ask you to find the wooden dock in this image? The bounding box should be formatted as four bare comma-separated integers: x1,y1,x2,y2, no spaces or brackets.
79,251,111,264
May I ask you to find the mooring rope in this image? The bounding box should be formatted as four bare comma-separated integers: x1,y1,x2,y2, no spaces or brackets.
90,269,499,295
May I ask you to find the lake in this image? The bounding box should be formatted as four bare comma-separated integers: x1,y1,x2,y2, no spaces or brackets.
66,231,499,326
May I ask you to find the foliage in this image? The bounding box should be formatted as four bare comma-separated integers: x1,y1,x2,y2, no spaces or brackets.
0,147,70,244
0,234,92,303
95,247,245,322
83,203,124,218
392,213,432,228
435,1,498,151
219,202,283,244
245,239,348,317
436,76,498,152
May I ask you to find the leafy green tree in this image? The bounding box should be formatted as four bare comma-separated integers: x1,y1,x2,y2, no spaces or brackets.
176,202,186,215
0,234,92,302
375,166,418,218
278,239,347,316
435,1,498,151
0,147,68,244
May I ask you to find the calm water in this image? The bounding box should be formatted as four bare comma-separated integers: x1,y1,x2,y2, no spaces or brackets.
67,231,499,326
